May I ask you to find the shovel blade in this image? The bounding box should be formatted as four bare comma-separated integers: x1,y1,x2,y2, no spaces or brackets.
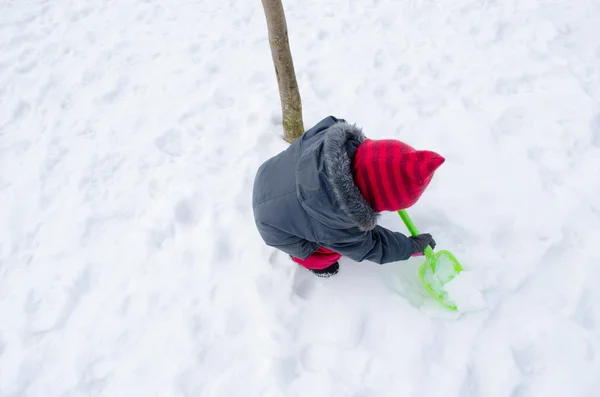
418,250,464,311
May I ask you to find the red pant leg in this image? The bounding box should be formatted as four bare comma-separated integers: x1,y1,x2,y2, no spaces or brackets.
292,247,341,270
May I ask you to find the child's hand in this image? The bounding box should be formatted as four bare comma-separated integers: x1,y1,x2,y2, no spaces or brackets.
408,233,436,254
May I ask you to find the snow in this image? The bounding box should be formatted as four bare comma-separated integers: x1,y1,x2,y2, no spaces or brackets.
444,270,488,312
1,0,600,396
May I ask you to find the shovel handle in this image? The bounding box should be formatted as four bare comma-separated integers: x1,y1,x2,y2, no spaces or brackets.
398,209,435,257
398,210,420,236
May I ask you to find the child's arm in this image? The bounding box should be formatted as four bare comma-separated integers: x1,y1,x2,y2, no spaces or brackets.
325,226,415,264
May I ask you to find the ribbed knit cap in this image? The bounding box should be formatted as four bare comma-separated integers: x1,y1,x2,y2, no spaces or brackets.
351,139,445,212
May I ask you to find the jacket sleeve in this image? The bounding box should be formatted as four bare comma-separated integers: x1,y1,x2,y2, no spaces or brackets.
325,226,414,264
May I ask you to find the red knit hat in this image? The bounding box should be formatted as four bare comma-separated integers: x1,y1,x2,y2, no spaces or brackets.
351,139,445,212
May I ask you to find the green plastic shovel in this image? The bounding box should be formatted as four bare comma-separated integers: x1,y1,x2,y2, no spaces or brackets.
398,209,464,311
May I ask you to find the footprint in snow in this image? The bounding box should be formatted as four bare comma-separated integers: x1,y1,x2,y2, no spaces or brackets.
69,6,93,22
491,223,513,255
99,77,128,104
37,76,59,104
173,198,197,226
492,106,527,138
590,112,600,148
146,221,175,249
12,101,32,123
511,383,531,397
291,268,317,300
213,89,234,108
211,236,232,264
511,345,543,375
570,289,596,331
155,129,183,157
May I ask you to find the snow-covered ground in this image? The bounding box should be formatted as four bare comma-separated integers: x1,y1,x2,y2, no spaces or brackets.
1,0,600,396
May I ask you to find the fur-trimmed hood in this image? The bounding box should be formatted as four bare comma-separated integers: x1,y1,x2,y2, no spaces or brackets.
322,122,379,231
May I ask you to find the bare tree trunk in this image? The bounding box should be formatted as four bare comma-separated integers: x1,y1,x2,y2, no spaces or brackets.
261,0,304,143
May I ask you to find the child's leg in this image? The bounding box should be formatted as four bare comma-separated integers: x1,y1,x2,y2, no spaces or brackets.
292,247,341,270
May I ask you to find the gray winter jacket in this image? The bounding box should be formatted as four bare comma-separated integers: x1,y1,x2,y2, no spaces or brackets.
252,116,413,264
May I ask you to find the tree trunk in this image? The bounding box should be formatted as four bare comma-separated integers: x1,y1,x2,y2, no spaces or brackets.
261,0,304,143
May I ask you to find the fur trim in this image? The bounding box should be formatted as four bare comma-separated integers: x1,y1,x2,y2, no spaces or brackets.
323,122,379,230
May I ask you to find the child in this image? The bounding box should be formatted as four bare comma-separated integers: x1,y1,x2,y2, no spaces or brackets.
252,116,444,277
